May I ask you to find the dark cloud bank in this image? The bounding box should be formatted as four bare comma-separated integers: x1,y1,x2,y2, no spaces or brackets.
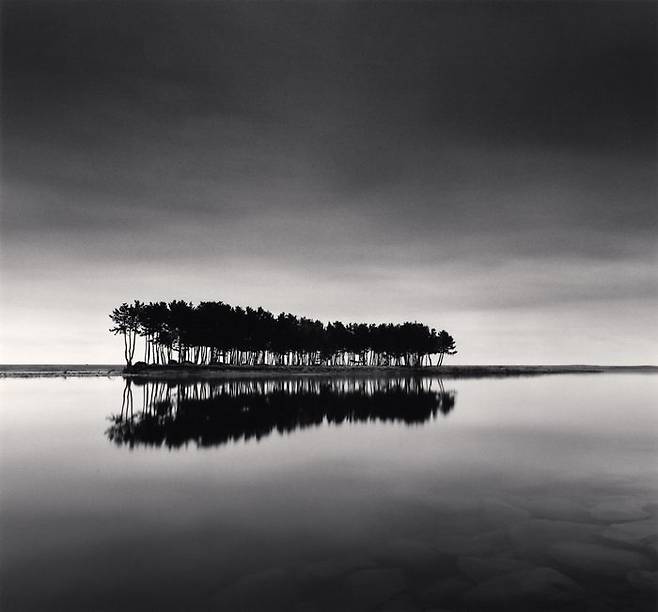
1,1,656,363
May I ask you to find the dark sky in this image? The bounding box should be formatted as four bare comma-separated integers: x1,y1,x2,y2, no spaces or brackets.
1,1,656,363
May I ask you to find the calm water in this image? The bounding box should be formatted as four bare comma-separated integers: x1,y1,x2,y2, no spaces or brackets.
1,374,656,611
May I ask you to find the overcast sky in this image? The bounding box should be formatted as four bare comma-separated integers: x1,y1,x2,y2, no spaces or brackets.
1,1,656,364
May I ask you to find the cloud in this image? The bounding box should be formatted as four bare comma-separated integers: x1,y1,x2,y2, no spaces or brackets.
1,1,655,363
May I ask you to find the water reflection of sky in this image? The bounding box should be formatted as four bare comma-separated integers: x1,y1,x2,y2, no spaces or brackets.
1,374,656,611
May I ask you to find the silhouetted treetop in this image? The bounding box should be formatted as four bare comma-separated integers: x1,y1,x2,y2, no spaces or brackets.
109,300,457,368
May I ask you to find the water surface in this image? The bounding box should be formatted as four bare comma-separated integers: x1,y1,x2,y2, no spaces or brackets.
1,374,656,611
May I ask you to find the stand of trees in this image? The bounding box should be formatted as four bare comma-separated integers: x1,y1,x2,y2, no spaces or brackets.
109,300,457,368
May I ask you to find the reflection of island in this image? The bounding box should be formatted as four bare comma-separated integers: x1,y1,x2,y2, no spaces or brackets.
107,378,456,449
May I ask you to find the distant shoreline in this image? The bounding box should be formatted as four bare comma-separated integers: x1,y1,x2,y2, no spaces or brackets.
1,364,656,379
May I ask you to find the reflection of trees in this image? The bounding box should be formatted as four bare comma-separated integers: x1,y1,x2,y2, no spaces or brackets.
107,378,456,449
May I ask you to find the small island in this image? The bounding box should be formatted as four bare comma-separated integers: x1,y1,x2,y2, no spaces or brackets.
110,300,458,373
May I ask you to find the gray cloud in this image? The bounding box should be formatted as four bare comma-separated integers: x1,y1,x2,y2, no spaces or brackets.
1,1,656,363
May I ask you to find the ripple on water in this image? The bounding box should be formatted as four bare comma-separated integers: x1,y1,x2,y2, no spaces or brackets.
507,519,601,560
339,568,407,611
626,569,658,593
548,541,653,577
602,518,658,547
589,498,651,523
457,555,531,581
463,566,583,607
511,496,591,523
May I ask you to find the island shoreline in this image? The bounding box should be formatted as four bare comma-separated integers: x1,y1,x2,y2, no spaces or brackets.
1,364,656,379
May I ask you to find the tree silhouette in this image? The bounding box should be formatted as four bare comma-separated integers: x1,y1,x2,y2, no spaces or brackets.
435,330,458,366
109,302,141,366
109,300,458,368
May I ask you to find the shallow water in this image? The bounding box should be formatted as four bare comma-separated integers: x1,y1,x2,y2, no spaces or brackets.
1,374,656,611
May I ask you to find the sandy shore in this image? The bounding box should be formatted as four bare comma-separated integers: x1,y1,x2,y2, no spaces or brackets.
1,364,655,379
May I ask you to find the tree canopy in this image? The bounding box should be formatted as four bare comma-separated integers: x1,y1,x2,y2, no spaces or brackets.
109,300,457,368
